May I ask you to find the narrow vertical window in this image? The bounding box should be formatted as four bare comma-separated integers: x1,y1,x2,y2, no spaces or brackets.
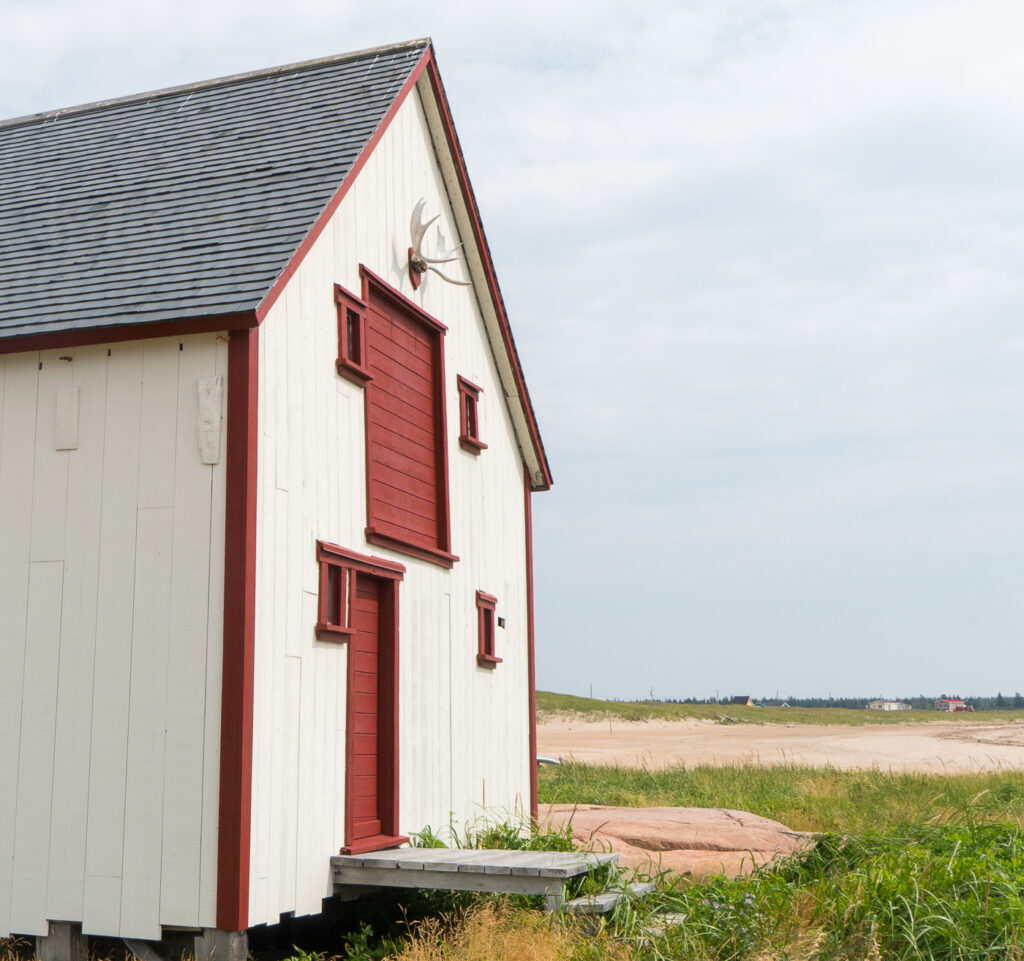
476,590,501,668
326,565,343,626
457,376,487,454
346,308,362,366
317,549,354,641
335,284,372,386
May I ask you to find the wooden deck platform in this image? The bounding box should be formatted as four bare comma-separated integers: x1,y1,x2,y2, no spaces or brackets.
332,848,619,912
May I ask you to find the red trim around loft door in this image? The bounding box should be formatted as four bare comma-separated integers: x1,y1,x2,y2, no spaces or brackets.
524,470,538,820
254,49,433,323
217,326,259,931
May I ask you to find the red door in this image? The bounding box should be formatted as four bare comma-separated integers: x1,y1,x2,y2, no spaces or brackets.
365,295,443,549
348,575,384,843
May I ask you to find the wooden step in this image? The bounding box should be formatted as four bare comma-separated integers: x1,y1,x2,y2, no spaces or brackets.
562,881,656,915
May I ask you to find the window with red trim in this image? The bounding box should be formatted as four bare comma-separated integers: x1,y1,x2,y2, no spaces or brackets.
315,539,407,642
476,590,501,668
316,546,355,641
335,284,372,386
457,376,487,454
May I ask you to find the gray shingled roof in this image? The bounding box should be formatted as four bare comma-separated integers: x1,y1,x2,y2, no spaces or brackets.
0,40,429,341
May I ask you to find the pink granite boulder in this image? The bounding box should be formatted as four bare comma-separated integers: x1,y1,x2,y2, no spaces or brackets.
538,804,813,878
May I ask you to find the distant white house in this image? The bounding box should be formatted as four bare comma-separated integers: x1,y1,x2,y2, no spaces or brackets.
867,699,912,711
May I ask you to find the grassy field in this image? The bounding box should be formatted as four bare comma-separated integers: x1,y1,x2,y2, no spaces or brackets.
334,763,1024,960
537,690,1024,726
535,763,1024,959
313,703,1024,958
6,721,1023,960
5,764,1023,959
538,761,1024,832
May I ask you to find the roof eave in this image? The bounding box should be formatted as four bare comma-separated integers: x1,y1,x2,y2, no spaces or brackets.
416,49,553,491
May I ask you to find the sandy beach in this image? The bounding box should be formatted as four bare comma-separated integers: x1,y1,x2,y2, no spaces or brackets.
537,716,1024,772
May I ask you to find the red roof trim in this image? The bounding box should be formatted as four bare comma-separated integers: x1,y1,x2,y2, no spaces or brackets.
420,49,552,490
0,311,258,355
254,49,433,322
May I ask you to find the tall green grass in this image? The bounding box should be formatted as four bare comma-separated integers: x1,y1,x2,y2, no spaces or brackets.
537,763,1024,959
378,813,1024,960
609,819,1023,960
539,761,1024,832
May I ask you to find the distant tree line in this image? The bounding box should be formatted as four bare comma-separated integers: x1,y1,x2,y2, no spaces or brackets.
651,693,1024,710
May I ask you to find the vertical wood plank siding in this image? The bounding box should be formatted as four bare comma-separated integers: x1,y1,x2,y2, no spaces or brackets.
249,88,532,925
0,335,226,940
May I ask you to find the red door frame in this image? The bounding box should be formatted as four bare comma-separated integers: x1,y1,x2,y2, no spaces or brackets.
316,541,408,855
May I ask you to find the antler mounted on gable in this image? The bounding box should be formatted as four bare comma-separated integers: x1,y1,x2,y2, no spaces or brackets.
408,198,470,290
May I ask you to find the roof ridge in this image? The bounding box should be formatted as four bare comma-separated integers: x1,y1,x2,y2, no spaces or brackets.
0,38,431,132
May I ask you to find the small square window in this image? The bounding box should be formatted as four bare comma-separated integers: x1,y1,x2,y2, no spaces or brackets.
476,590,501,668
316,551,355,642
335,284,373,386
458,376,487,454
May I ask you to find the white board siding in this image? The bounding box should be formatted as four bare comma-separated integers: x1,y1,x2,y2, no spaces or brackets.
0,336,226,941
10,561,65,936
46,352,109,923
0,353,39,940
250,87,533,926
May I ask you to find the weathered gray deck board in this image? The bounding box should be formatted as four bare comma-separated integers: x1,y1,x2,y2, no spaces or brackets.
564,881,657,916
331,848,619,912
335,848,616,876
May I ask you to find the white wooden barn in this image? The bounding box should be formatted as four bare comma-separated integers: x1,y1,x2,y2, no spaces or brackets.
0,39,551,957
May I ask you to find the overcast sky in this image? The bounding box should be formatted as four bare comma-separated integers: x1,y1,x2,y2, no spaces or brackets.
4,0,1022,700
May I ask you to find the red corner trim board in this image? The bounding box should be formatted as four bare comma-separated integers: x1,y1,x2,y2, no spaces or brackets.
524,471,539,820
217,327,259,931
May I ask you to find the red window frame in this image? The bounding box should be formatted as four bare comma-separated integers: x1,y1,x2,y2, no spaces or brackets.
315,540,406,641
334,283,372,387
457,376,487,454
476,590,501,668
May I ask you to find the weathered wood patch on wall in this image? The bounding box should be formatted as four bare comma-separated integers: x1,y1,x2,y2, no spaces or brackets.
197,375,224,465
